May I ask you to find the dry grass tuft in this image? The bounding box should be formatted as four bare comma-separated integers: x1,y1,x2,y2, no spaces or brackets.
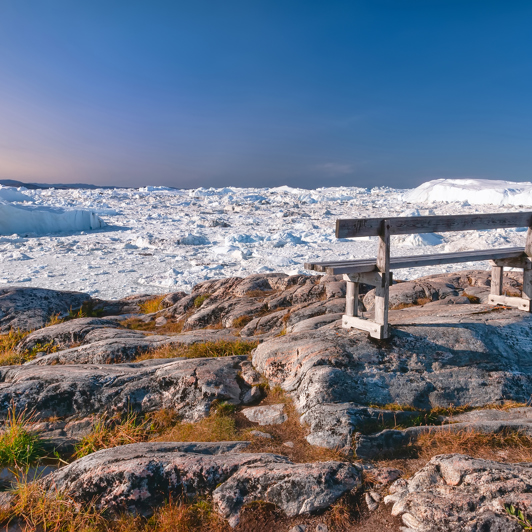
139,296,165,315
1,483,230,532
417,428,532,462
137,340,258,362
231,315,253,328
390,297,432,310
0,330,31,366
155,402,240,443
462,292,481,303
74,412,152,458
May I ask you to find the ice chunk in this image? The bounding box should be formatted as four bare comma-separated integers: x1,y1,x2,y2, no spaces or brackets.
0,186,33,203
0,203,106,236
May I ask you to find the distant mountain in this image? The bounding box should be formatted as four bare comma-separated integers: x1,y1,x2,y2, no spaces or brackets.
0,179,126,190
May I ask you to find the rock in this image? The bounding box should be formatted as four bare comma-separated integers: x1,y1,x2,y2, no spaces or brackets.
31,417,96,454
0,287,90,333
155,316,167,327
283,441,295,448
370,467,403,485
213,460,361,527
301,404,419,455
23,328,244,365
0,356,253,422
288,526,307,532
242,404,288,425
41,442,359,527
384,454,532,531
0,491,15,512
252,306,532,453
241,386,263,405
364,492,379,512
287,313,343,334
239,361,262,386
314,525,328,532
41,442,273,516
249,430,272,439
16,317,135,353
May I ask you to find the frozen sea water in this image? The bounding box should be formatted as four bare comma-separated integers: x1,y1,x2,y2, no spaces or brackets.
1,180,531,299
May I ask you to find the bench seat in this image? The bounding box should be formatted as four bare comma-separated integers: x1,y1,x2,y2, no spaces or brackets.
305,246,526,275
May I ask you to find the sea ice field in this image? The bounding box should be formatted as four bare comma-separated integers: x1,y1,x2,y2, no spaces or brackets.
1,178,532,300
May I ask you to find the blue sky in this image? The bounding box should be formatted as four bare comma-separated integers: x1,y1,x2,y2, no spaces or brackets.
0,0,531,189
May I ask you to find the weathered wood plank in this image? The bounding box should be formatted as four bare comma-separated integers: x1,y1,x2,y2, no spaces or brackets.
345,281,358,317
488,294,531,311
307,247,525,272
523,259,532,302
322,247,526,275
375,221,391,338
490,266,503,296
343,271,392,286
342,315,384,339
337,212,532,238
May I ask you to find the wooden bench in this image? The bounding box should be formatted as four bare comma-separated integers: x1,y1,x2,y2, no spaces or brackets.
305,212,532,340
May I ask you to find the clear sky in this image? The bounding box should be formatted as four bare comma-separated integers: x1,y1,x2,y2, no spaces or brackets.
1,0,531,189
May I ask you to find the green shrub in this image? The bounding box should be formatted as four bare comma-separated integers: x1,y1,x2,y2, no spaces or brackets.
0,406,47,468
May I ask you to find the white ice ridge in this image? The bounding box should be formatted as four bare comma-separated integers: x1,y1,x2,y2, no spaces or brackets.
405,178,532,206
0,179,531,299
0,197,106,236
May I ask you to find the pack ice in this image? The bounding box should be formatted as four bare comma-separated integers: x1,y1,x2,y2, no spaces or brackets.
0,179,531,299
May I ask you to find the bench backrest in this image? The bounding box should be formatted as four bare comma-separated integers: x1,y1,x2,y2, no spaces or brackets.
336,212,532,238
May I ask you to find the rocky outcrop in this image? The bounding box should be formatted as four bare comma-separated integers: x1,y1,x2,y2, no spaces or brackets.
0,356,254,422
42,442,360,526
0,287,90,332
384,454,532,531
213,459,360,527
253,304,532,453
23,326,242,366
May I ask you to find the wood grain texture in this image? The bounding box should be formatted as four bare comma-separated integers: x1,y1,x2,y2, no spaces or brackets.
490,266,503,296
488,294,531,311
320,247,525,275
342,315,384,339
337,212,532,238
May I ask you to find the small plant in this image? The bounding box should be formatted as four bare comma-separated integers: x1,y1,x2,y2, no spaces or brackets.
462,292,481,304
139,295,165,314
506,504,532,529
74,412,152,458
232,315,253,328
155,402,239,443
68,301,103,319
46,313,64,326
0,405,47,468
0,329,31,365
194,294,211,308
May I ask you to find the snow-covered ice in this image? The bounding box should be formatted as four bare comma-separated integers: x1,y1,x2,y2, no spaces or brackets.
0,179,531,299
405,178,532,206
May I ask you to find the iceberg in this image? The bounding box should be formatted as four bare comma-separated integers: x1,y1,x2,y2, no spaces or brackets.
0,202,106,236
405,178,532,206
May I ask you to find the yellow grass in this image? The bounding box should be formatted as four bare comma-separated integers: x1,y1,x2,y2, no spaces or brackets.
139,296,165,314
136,340,258,361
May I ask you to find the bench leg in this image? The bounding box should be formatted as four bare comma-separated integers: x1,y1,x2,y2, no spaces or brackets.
524,259,532,305
374,272,390,339
487,258,532,312
345,281,359,317
490,265,503,296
